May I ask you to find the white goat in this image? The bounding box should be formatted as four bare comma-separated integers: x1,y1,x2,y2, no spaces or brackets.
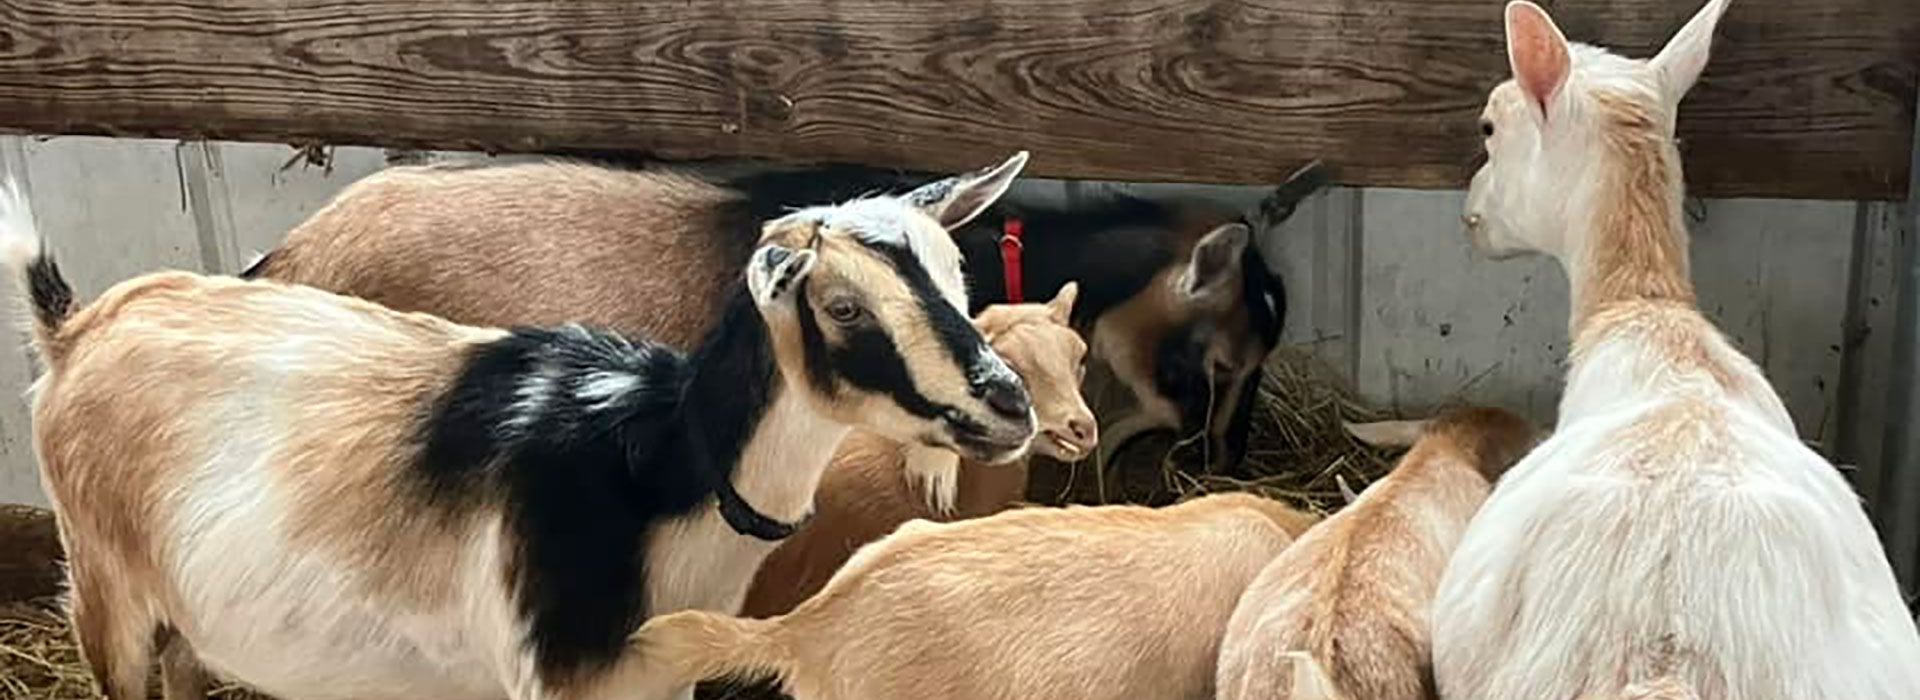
1439,1,1920,698
0,158,1038,700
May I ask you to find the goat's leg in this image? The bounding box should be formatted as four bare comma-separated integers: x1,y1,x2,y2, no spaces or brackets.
66,562,158,700
158,629,211,700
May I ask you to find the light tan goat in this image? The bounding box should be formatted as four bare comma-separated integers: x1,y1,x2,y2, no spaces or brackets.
1215,407,1536,700
632,493,1320,700
739,283,1096,618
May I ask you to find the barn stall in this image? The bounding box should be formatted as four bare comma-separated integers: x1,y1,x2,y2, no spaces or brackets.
0,0,1915,695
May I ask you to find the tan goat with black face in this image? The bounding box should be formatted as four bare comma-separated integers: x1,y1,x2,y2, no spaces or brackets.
0,158,1034,700
739,284,1097,618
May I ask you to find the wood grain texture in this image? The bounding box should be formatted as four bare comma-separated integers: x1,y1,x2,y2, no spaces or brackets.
0,0,1910,199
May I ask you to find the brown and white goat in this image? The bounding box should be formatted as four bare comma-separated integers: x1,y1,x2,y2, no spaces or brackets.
632,492,1320,700
738,284,1095,618
1437,1,1920,698
0,162,1038,700
1215,407,1536,700
244,160,1327,471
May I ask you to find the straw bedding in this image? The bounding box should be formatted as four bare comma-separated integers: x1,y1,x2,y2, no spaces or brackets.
0,347,1395,699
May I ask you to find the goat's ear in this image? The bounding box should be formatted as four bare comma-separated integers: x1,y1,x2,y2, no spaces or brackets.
1651,0,1731,104
1045,281,1080,323
904,151,1029,230
1344,419,1430,448
747,244,817,308
1255,160,1331,228
1179,223,1250,300
1505,1,1571,121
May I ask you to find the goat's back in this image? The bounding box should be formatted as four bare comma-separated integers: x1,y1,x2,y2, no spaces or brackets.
773,495,1298,700
1218,448,1494,700
256,161,752,347
31,272,516,697
1432,388,1920,700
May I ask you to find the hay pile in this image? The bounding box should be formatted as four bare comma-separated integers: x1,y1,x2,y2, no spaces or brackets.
0,600,269,700
1030,345,1399,515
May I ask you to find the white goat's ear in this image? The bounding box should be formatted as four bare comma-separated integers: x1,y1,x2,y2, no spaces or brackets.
1651,0,1732,104
747,245,817,308
904,151,1029,230
1045,281,1080,323
1344,419,1429,448
1179,223,1250,301
1505,1,1571,121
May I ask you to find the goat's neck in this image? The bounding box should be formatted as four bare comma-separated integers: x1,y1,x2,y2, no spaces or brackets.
731,385,849,523
1562,125,1697,343
679,291,850,525
952,455,1031,519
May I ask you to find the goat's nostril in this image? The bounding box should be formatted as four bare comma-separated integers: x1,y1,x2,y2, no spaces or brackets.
983,382,1031,420
1068,418,1098,447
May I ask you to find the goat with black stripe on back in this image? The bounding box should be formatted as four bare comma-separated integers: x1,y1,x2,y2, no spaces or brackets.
0,157,1036,700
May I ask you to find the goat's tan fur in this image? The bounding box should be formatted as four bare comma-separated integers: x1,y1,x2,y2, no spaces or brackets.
1216,407,1536,700
635,493,1320,700
254,162,746,348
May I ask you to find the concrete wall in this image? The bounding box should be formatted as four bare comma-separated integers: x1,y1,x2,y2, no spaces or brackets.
0,136,1898,517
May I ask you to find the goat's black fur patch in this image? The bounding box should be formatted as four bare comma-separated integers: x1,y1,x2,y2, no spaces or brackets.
414,284,782,683
24,246,74,336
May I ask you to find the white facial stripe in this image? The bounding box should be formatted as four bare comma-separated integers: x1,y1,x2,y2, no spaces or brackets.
777,198,971,313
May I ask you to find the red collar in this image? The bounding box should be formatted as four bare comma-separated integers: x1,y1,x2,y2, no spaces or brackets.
999,217,1025,303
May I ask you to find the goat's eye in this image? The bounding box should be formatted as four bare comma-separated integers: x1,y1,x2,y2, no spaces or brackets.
825,299,865,324
1480,120,1496,137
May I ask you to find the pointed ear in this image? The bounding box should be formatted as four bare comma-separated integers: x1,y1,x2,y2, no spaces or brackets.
1650,0,1731,104
1255,159,1331,228
903,151,1029,230
746,244,817,308
1344,418,1430,448
1505,1,1571,121
1045,281,1079,323
1178,223,1250,300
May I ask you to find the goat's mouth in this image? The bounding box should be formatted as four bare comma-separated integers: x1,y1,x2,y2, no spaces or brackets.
1034,429,1095,462
941,412,1034,464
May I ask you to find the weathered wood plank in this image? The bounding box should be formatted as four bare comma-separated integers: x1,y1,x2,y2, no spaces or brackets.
0,0,1911,199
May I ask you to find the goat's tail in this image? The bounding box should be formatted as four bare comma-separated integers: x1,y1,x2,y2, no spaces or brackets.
630,610,796,696
1283,651,1346,700
0,178,75,366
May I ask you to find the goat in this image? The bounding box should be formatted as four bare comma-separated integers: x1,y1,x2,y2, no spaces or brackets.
245,158,1327,472
1438,1,1920,698
730,162,1329,471
1215,407,1536,700
631,493,1320,700
0,159,1038,700
738,283,1095,618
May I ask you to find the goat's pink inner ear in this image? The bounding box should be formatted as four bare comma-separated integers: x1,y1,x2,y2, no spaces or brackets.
1505,1,1571,119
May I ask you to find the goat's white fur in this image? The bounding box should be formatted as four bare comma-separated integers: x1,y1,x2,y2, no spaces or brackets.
1434,1,1920,698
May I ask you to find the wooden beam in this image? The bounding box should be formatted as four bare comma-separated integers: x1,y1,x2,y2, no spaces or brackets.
0,0,1911,200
